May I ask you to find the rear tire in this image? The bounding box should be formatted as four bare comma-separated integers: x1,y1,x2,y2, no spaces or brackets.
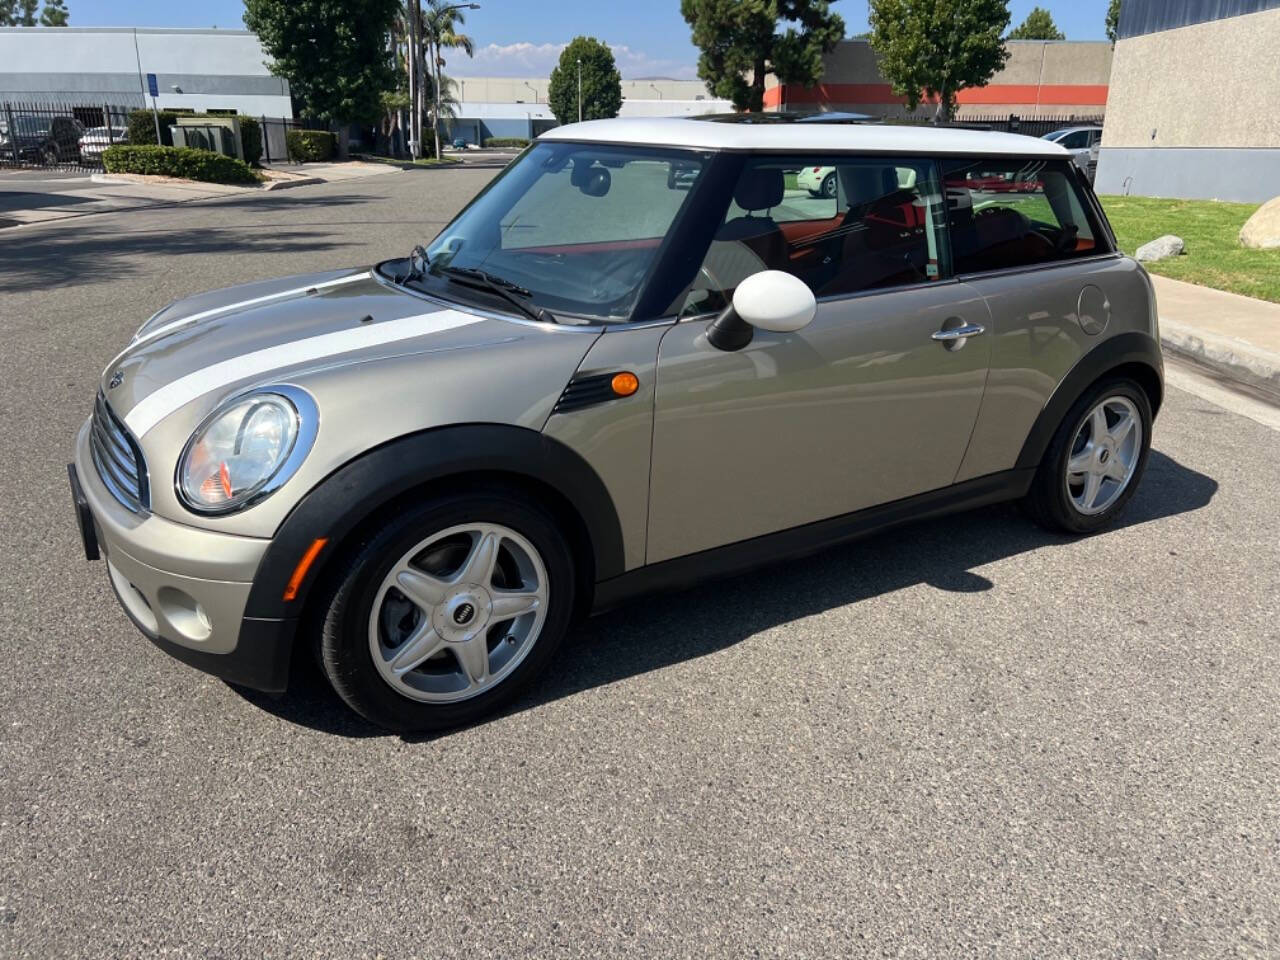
1023,377,1153,534
315,490,575,733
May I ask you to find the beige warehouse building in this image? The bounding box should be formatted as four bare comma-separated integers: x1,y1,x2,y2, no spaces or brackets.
765,39,1112,119
1095,0,1280,202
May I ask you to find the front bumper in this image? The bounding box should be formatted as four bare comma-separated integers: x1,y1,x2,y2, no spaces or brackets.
72,419,296,692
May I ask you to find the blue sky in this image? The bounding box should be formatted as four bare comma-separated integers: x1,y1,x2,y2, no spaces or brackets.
68,1,1115,79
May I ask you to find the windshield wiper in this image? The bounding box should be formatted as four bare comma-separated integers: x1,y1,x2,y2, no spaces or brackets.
395,245,430,285
434,265,558,324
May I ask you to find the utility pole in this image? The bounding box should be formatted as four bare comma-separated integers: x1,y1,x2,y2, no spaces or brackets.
406,0,419,158
431,3,479,162
577,58,582,123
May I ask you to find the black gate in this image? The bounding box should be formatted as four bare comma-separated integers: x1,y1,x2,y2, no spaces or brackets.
0,100,134,172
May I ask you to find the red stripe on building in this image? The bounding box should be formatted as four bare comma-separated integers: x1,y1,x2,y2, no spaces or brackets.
765,82,1109,109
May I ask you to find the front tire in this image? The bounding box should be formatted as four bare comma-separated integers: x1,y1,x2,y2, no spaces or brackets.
316,490,576,733
1023,377,1153,534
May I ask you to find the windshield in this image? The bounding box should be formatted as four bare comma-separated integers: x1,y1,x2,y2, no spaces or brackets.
422,141,707,321
10,117,50,136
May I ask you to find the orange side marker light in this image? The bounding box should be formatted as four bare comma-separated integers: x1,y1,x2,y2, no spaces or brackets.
283,537,328,601
611,372,639,397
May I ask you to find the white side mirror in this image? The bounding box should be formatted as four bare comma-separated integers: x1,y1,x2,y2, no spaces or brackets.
733,270,816,332
707,270,816,351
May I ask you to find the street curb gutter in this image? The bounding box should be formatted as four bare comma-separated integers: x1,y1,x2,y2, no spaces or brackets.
262,177,323,191
1159,316,1280,403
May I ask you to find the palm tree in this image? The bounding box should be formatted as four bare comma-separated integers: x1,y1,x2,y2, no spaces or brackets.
420,0,475,158
427,72,462,130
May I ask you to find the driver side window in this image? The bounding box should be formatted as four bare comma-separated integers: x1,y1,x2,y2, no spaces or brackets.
678,155,948,317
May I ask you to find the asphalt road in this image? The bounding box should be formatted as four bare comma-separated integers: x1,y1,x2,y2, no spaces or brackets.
2,170,1278,959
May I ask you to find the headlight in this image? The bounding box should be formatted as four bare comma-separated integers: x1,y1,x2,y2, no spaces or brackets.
177,387,316,514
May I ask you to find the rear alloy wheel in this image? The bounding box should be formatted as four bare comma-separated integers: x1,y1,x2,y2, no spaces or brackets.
820,172,836,198
40,142,58,165
317,492,575,732
1023,377,1153,534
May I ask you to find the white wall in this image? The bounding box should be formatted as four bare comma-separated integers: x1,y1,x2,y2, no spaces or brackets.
0,27,291,117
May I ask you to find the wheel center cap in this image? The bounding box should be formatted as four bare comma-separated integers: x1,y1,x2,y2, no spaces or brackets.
436,587,492,641
1099,448,1110,464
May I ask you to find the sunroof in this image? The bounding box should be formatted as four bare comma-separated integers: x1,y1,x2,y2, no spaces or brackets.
697,110,876,124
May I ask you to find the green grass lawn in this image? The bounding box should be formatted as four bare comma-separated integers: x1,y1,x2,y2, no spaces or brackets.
1099,195,1280,303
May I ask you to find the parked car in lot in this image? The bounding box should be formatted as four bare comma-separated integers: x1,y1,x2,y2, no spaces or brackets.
0,113,83,164
1041,125,1103,180
451,136,467,149
797,163,917,197
71,116,1162,733
78,125,129,163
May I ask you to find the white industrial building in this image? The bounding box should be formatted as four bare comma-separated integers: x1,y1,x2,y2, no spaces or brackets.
0,26,292,117
448,77,730,144
0,26,729,143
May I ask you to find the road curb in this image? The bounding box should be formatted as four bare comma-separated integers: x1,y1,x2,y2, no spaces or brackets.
262,177,324,191
1159,316,1280,402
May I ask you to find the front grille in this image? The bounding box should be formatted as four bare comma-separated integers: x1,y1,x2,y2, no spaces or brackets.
89,391,149,513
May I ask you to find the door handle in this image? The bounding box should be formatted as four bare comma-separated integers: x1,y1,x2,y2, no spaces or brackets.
931,323,986,342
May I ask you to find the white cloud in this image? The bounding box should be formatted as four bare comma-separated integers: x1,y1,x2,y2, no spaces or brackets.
446,40,698,80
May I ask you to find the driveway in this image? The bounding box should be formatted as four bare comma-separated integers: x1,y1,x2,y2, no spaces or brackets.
1,170,1277,958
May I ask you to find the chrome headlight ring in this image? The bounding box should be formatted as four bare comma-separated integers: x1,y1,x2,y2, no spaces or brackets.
175,384,318,516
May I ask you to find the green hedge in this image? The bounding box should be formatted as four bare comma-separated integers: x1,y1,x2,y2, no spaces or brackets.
482,137,530,148
127,109,179,146
286,129,335,162
238,116,262,165
102,145,258,184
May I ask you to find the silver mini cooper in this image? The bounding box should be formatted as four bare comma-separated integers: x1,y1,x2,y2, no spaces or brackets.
70,117,1162,732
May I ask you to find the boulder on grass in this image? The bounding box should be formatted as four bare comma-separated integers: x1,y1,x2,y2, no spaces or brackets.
1240,196,1280,250
1136,235,1185,262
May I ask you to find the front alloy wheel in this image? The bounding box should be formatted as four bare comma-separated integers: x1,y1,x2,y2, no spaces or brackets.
368,523,549,703
317,492,575,732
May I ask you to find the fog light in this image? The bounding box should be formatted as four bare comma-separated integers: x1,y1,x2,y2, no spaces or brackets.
157,587,213,642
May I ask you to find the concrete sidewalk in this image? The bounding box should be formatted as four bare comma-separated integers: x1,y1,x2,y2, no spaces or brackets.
1153,275,1280,401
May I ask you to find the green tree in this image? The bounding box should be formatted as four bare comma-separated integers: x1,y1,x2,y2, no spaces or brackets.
547,37,622,125
1105,0,1121,44
1,1,39,25
39,0,68,25
681,0,845,113
869,0,1011,124
1008,6,1063,40
243,0,400,131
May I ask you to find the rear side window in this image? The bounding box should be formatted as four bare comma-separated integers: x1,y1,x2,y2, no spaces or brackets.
943,158,1105,274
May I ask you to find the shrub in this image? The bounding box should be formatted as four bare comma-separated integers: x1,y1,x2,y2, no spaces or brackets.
482,137,530,148
102,145,258,184
238,116,263,165
285,129,335,162
126,109,179,146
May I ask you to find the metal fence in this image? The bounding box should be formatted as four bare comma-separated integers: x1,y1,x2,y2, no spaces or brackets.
0,100,133,171
886,112,1105,138
258,115,306,164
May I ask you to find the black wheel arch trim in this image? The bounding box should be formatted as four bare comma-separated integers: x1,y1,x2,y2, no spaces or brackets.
1015,331,1163,471
243,424,626,621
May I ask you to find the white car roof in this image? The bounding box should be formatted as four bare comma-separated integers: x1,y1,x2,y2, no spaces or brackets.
540,116,1070,158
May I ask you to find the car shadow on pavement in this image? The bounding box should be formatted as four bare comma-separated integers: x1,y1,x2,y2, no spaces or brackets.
232,449,1218,739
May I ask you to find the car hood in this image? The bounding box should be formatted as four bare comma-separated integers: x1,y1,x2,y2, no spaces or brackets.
103,268,577,440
